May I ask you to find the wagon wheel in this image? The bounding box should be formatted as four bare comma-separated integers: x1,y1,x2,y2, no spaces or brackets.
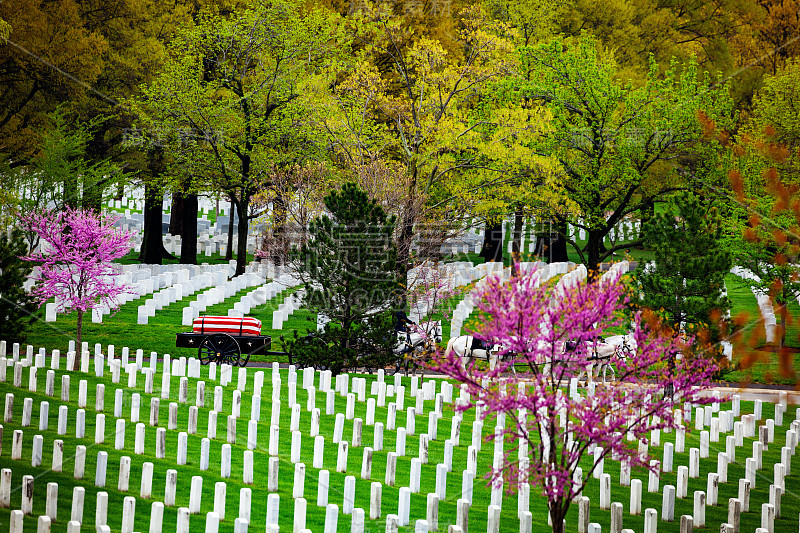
198,334,241,366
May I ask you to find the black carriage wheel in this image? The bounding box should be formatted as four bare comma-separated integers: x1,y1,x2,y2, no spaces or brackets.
225,342,242,366
198,338,212,365
198,334,241,366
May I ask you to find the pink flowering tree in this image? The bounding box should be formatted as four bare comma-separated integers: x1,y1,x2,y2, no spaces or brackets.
431,266,719,533
389,262,464,374
406,261,463,327
22,207,133,370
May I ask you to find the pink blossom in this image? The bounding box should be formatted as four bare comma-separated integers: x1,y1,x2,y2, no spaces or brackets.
407,261,463,320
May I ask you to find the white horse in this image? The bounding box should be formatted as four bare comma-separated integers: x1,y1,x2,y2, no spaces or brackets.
444,335,557,372
444,335,505,370
564,334,635,384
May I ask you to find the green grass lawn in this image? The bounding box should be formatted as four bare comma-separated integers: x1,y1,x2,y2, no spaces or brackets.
26,282,309,365
722,275,800,385
0,358,795,532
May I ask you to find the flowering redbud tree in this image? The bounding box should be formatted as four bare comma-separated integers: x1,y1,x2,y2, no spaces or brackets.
22,207,133,370
397,262,464,371
406,261,463,325
432,267,719,533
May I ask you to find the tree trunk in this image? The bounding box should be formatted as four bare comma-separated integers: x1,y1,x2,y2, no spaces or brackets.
512,209,524,263
549,504,567,533
225,198,235,261
235,196,249,276
179,193,198,265
480,220,503,263
639,200,655,243
551,220,569,262
779,303,787,349
74,310,83,372
586,229,604,277
168,193,184,236
535,220,569,263
271,192,288,266
139,148,173,264
395,197,417,309
139,181,173,264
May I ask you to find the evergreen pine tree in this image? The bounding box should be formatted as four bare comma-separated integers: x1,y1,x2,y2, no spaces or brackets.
291,183,399,374
0,229,38,344
636,193,732,350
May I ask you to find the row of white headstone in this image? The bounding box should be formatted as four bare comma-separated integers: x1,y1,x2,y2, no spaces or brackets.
176,273,293,326
0,339,540,533
448,261,624,339
137,270,262,326
7,336,795,533
569,219,641,244
574,393,799,533
0,359,313,531
44,263,230,323
105,187,243,218
272,289,305,330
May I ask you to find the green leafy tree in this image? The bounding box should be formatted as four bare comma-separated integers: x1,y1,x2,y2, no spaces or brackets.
132,0,346,276
523,35,734,273
557,0,758,83
291,183,399,375
34,109,119,211
315,4,522,275
1,108,119,246
720,60,800,354
636,193,732,350
747,57,800,180
725,142,800,352
0,18,9,41
0,229,38,344
0,0,108,165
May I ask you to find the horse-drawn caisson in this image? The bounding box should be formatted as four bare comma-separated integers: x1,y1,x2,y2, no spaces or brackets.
176,311,442,374
176,310,630,382
393,311,442,375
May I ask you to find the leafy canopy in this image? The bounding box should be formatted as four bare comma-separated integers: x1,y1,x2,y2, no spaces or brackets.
521,35,734,270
